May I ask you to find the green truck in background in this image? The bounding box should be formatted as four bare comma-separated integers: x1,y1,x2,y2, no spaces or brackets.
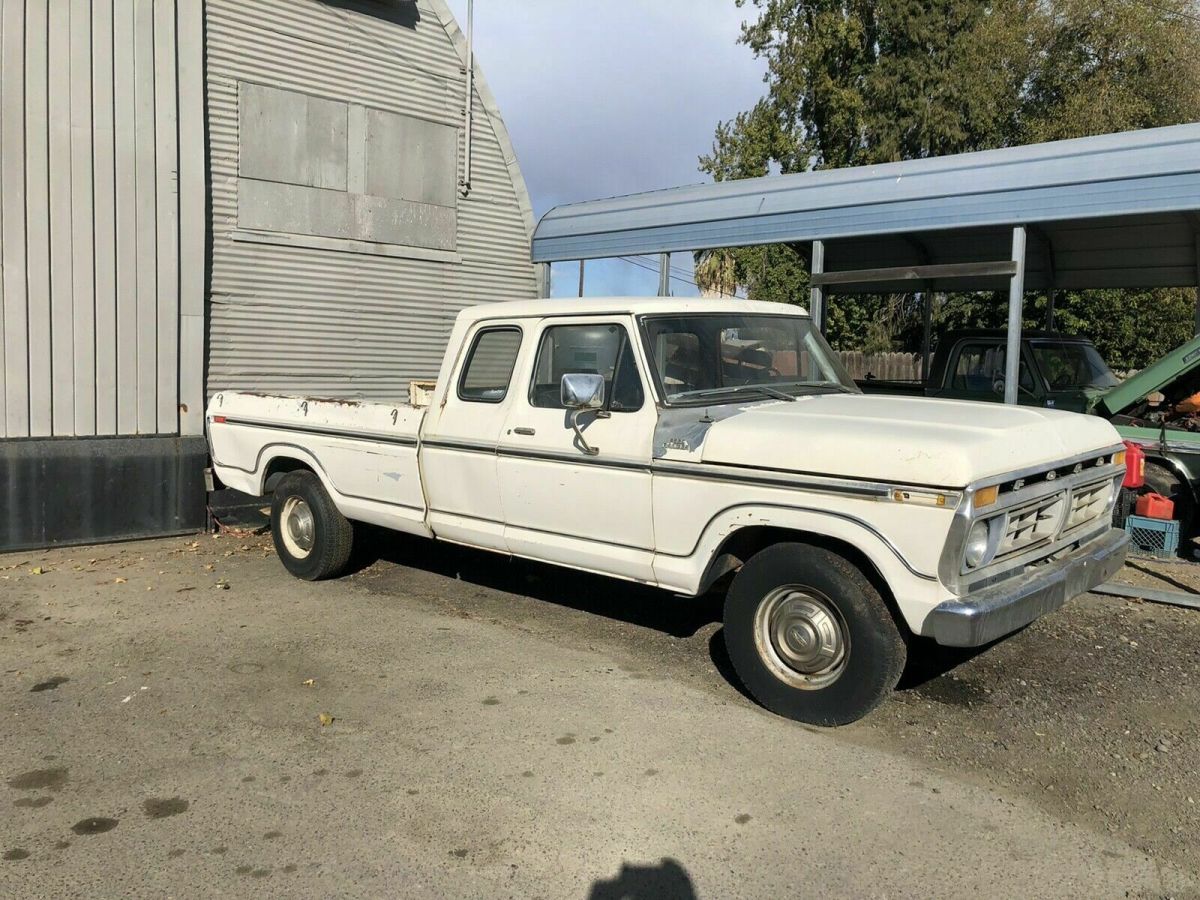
860,329,1200,543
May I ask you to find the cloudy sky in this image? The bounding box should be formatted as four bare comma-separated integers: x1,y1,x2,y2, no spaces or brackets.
442,0,767,296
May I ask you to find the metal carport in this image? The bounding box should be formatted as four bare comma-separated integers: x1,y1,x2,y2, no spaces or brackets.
530,123,1200,403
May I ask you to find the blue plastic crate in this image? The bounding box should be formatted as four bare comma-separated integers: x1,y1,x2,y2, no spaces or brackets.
1124,514,1180,559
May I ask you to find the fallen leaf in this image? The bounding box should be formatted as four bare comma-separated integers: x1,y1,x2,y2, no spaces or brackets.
30,567,45,576
114,577,127,584
318,713,334,727
215,581,230,590
302,679,316,687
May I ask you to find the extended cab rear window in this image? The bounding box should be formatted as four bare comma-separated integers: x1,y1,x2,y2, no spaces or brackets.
458,327,523,403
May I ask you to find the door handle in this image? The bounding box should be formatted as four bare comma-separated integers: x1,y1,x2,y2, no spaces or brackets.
513,427,536,436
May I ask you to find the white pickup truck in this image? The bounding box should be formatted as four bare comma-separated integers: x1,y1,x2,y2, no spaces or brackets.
207,297,1129,725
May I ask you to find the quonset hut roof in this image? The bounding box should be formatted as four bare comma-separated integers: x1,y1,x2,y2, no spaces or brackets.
531,123,1200,293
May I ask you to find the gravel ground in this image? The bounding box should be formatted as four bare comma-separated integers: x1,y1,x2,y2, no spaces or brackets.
2,527,1198,896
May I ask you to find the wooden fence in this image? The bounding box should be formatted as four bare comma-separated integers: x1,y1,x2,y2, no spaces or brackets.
836,351,923,382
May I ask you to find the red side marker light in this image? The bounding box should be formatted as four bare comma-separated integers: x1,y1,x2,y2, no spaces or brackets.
212,415,227,424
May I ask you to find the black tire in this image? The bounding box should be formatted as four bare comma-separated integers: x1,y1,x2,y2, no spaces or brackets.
270,471,353,580
723,543,906,726
1143,461,1193,539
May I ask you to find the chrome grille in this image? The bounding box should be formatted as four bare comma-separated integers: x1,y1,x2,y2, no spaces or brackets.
997,494,1065,558
1065,479,1113,531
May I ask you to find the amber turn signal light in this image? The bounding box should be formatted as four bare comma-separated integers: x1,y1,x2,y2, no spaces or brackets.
974,485,999,509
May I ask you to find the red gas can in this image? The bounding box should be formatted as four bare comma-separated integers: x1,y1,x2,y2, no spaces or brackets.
1136,492,1175,520
1122,441,1145,489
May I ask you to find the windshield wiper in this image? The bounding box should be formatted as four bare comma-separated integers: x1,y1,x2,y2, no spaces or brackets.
675,385,797,403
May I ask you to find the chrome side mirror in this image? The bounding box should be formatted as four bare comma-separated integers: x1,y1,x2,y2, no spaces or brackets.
560,373,605,456
560,373,605,410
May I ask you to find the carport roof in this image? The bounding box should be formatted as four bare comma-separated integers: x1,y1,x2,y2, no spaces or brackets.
531,123,1200,293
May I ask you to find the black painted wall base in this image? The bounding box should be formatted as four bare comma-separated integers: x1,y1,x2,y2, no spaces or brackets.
0,435,209,552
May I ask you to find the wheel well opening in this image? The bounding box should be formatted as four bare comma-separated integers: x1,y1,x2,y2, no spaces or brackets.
262,457,315,496
702,525,908,634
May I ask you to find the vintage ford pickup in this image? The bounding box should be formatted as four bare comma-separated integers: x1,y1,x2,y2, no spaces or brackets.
206,298,1130,725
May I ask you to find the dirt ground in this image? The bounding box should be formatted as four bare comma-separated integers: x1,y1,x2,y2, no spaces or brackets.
2,525,1199,897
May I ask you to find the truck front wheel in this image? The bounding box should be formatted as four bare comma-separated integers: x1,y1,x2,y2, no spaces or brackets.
723,543,906,726
270,471,354,581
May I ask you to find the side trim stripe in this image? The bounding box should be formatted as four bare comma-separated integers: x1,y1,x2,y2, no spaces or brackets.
220,417,420,448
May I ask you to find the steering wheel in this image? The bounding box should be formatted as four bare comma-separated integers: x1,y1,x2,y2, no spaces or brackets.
736,344,781,379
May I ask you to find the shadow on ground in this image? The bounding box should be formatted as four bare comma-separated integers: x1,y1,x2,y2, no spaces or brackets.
350,523,725,639
588,858,697,900
348,523,973,699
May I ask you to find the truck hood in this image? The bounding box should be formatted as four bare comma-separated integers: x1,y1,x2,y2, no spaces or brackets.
1096,334,1200,417
691,393,1122,487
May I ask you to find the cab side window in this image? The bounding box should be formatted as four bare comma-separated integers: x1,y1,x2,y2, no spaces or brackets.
952,342,1035,394
458,327,523,402
529,323,645,411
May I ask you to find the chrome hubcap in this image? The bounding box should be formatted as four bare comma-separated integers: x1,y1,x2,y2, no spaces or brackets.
281,497,315,559
753,586,848,690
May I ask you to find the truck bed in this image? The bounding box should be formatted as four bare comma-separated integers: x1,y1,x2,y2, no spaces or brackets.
207,391,430,535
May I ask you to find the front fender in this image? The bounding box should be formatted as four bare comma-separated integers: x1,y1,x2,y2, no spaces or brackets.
651,503,951,633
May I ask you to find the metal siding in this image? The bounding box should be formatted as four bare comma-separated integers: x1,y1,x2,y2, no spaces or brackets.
0,0,5,435
132,0,158,433
114,0,139,433
0,0,202,440
70,0,96,435
22,0,51,437
93,0,118,435
205,0,536,400
177,0,204,436
47,0,74,434
0,0,25,436
153,0,180,433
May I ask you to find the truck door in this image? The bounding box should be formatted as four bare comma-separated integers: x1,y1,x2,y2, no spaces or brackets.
421,322,527,553
496,317,657,582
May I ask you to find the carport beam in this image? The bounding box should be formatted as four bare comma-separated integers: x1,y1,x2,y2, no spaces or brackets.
1004,226,1028,405
810,240,825,331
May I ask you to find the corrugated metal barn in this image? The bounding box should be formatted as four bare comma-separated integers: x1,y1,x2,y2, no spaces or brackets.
0,0,536,551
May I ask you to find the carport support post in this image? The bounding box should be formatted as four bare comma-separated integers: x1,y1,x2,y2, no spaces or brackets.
1004,226,1028,405
577,260,585,297
658,252,671,296
810,240,826,332
1194,233,1200,336
921,293,933,382
535,263,550,299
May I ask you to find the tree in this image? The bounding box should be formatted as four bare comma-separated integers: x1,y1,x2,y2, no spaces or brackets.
698,0,1200,368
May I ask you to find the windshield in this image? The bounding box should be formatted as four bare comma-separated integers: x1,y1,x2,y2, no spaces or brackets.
1032,342,1120,391
640,313,857,404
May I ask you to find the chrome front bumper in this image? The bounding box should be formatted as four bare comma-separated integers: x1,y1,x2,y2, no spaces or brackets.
925,527,1129,647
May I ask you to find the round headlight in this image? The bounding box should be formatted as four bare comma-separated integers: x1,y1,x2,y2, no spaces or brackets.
964,520,991,568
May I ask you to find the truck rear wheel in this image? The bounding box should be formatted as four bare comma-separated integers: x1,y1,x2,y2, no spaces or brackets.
723,543,906,726
270,471,353,581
